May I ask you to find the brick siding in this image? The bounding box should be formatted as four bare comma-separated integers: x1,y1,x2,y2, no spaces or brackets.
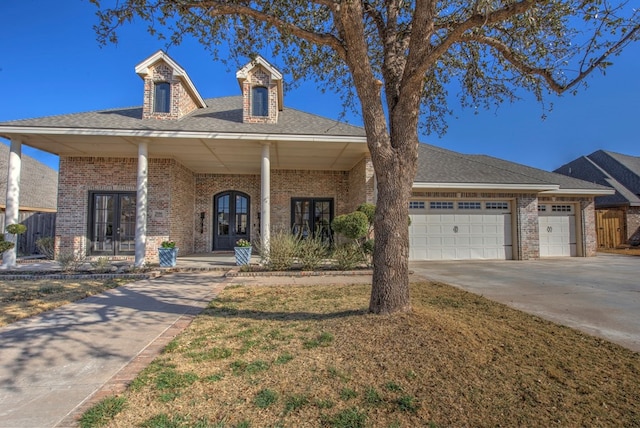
142,62,199,120
347,156,375,211
626,206,640,243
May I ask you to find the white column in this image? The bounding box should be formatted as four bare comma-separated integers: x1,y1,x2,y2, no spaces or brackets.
134,141,148,267
2,138,22,268
260,143,271,256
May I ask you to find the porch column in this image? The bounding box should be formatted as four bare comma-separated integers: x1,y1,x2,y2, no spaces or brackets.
2,138,22,268
134,141,148,267
261,142,271,255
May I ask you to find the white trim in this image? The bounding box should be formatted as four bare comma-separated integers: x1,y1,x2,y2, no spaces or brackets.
0,126,367,144
541,188,615,196
135,50,206,109
413,182,559,191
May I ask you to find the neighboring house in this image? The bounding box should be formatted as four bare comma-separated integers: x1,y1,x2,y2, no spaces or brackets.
0,50,612,265
0,145,58,255
555,150,640,248
0,145,58,213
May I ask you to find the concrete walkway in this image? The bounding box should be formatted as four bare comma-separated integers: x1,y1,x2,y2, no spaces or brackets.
0,271,227,428
410,254,640,353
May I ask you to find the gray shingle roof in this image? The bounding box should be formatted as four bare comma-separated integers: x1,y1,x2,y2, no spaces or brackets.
415,144,610,191
0,96,366,138
554,150,640,206
0,145,58,211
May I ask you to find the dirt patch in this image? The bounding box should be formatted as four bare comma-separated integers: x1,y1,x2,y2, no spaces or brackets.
598,247,640,257
94,281,640,427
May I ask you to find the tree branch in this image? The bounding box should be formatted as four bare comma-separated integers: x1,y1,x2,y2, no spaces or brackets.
185,1,347,59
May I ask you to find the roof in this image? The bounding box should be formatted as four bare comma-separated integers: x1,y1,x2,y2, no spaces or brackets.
554,150,640,206
415,144,613,194
0,96,365,138
0,145,58,212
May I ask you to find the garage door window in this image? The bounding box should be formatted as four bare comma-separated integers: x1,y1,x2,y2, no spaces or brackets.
458,202,481,210
409,201,425,209
552,205,573,213
486,202,509,210
430,201,454,210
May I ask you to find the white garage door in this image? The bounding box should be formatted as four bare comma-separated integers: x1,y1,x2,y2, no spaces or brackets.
409,200,513,260
538,204,576,257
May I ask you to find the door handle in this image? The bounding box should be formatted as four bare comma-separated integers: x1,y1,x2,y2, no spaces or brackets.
547,226,552,233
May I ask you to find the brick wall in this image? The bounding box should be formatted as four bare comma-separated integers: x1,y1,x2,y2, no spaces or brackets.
580,199,597,256
55,157,196,261
241,66,279,124
515,196,539,260
347,156,375,212
626,206,640,243
142,62,199,120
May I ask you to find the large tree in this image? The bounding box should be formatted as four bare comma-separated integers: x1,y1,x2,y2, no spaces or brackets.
92,0,639,314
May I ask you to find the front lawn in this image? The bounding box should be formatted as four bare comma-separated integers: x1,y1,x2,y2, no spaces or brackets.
87,281,640,427
0,278,130,327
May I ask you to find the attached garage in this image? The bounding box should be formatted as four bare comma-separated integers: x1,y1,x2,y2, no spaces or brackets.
409,200,513,260
538,203,577,257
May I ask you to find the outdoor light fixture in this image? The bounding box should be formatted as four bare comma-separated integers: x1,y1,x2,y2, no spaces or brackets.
200,212,205,234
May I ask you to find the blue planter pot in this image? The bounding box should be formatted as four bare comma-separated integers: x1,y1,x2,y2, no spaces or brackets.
234,246,252,266
158,247,178,267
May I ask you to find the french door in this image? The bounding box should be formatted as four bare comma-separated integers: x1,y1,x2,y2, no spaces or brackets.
291,198,333,242
89,192,136,255
214,191,250,251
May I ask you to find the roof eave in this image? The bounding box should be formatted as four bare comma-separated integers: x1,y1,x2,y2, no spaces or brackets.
0,125,367,144
541,188,616,196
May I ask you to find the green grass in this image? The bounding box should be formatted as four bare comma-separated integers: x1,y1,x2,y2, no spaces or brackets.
79,396,126,428
254,388,279,408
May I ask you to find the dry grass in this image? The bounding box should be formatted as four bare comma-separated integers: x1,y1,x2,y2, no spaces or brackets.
598,247,640,257
0,278,129,327
99,282,640,427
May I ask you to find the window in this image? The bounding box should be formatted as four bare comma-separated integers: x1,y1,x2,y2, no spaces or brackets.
409,201,425,209
458,201,481,210
252,86,269,116
486,202,509,210
291,198,333,242
430,201,454,210
551,204,573,212
154,82,171,113
538,205,547,212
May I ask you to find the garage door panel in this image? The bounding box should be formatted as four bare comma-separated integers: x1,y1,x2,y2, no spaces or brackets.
539,205,577,257
409,204,512,261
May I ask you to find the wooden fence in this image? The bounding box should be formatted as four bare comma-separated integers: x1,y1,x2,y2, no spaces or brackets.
595,209,625,249
0,211,56,256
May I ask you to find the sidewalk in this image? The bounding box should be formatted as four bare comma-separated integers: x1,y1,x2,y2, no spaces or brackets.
0,271,227,428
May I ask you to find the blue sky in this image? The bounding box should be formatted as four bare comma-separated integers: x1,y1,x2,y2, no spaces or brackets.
1,1,639,172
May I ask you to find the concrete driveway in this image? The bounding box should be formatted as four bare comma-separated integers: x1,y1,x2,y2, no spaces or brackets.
410,254,640,353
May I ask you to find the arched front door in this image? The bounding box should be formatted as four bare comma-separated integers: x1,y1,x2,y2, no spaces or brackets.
213,191,250,251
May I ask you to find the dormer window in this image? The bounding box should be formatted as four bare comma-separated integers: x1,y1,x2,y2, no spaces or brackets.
154,82,171,113
252,86,269,117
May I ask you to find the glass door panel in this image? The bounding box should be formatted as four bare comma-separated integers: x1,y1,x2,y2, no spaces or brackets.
291,198,333,242
214,192,250,251
90,192,136,255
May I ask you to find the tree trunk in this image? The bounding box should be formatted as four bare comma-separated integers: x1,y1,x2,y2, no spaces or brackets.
368,132,418,314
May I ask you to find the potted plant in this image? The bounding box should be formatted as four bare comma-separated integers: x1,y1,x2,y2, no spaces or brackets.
234,239,252,266
158,240,178,267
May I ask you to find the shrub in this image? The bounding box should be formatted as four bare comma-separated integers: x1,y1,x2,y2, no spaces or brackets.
0,235,14,255
36,236,55,259
332,243,364,270
91,257,113,273
263,229,298,271
57,251,87,273
6,223,27,235
297,233,329,270
331,211,369,241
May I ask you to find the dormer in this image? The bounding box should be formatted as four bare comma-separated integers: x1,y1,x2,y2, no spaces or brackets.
236,56,283,124
135,50,206,120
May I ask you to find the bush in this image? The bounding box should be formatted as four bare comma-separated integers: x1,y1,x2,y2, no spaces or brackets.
0,235,14,255
263,229,298,271
297,233,329,270
36,237,55,259
57,251,87,273
91,257,113,273
6,223,27,235
331,211,369,241
332,243,364,270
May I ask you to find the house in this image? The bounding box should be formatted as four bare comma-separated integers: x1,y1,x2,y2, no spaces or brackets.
0,50,612,266
554,150,640,248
